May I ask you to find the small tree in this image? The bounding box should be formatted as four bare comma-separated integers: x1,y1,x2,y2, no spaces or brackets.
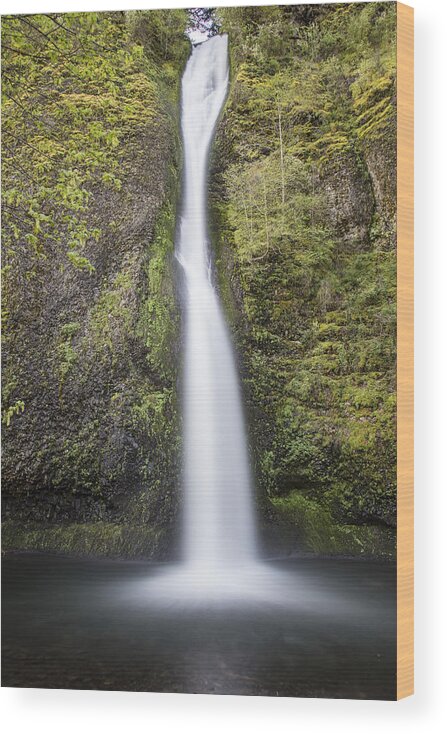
187,8,220,38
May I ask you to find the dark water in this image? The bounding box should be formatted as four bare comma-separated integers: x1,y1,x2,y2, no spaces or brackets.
1,553,396,699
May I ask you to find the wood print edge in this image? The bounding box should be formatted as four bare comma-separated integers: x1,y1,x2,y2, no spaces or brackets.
396,0,414,701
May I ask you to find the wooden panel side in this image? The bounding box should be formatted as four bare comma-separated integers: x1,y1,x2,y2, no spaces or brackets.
396,1,414,701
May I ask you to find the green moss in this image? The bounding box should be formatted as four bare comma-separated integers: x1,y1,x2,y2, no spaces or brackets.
60,322,81,339
1,10,187,547
87,266,133,361
271,492,396,558
2,399,25,427
136,203,179,381
213,3,397,543
1,521,165,559
67,251,95,273
2,9,188,341
57,322,82,394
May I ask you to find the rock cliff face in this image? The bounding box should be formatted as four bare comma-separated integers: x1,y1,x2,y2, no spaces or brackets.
211,3,397,557
2,6,398,560
2,11,189,557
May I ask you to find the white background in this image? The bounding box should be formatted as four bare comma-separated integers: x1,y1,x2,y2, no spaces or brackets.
1,0,446,731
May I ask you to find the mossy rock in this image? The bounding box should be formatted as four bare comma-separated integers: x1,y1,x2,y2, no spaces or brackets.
1,521,167,560
270,492,396,559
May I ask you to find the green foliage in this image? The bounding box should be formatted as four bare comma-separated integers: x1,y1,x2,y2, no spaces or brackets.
67,251,95,273
2,399,25,427
1,10,188,324
219,2,396,167
213,2,397,535
225,155,331,266
1,9,186,551
126,9,189,67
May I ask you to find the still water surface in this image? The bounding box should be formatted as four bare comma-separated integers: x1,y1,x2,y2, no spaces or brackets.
2,553,396,699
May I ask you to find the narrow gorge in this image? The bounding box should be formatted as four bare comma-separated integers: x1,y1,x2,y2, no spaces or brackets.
2,4,397,560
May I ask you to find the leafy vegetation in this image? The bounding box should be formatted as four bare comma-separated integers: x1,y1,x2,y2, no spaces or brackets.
2,11,187,309
1,10,188,555
2,399,25,427
2,5,398,560
212,3,397,553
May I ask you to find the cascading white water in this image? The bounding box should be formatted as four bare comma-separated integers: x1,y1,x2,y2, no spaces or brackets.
177,35,257,569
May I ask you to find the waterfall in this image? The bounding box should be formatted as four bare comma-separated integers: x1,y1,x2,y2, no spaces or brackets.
177,35,257,569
